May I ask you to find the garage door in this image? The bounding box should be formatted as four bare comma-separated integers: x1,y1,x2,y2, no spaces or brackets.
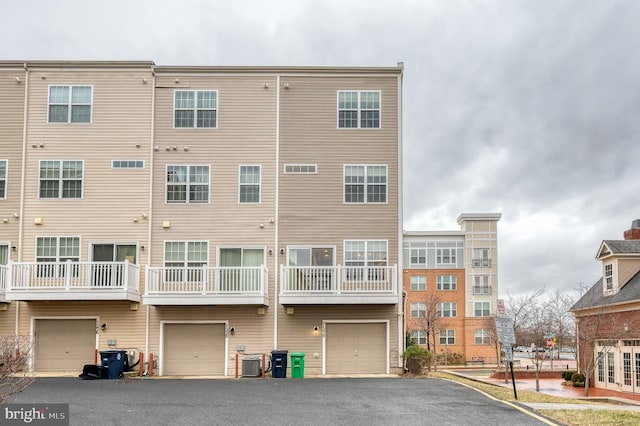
163,323,225,375
326,323,387,374
34,319,96,372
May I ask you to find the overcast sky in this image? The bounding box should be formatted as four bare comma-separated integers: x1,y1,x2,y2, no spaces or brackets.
2,0,639,298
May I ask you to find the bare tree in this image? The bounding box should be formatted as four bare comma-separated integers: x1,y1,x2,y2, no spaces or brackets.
505,288,546,345
0,335,34,403
412,292,442,371
545,290,576,357
528,348,547,392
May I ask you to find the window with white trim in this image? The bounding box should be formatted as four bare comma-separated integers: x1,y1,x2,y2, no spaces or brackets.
605,264,613,290
164,241,208,282
473,248,490,267
439,329,455,345
344,240,387,281
437,275,457,291
0,160,6,199
0,243,9,265
39,160,83,199
284,164,317,174
48,85,92,123
475,329,491,344
174,90,217,128
473,275,491,295
437,302,457,317
474,301,491,317
410,247,426,266
35,236,80,278
239,165,261,203
411,330,427,345
344,165,387,203
338,91,380,128
112,160,144,169
166,165,209,203
410,275,426,291
410,302,426,318
436,248,456,265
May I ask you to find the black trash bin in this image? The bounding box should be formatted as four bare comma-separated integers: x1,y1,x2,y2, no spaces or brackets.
100,350,128,379
271,350,288,378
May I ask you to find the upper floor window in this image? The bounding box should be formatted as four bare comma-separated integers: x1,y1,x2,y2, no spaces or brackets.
437,302,457,318
164,240,208,282
436,248,456,265
474,301,491,317
439,329,455,345
48,86,92,123
39,160,83,199
284,164,317,174
166,165,209,203
174,90,217,128
410,275,426,291
0,243,9,265
410,247,426,266
472,248,490,267
0,160,6,199
473,275,491,295
344,165,387,204
605,264,613,290
344,240,387,267
410,302,426,318
239,165,261,203
437,275,457,291
338,91,380,128
36,236,80,278
112,160,144,169
474,329,491,345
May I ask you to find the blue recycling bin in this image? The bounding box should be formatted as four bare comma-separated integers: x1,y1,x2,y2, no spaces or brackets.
100,350,128,379
271,350,288,378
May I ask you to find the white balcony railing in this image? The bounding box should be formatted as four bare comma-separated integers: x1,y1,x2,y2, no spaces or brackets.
5,260,140,301
280,265,398,304
472,285,492,295
144,265,268,305
0,264,7,302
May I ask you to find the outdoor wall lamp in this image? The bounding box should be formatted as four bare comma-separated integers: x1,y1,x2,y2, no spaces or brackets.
229,327,236,335
313,325,319,335
101,323,108,331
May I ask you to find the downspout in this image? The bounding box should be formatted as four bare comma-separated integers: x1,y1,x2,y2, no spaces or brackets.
396,64,404,369
144,66,156,361
16,63,30,336
273,75,281,350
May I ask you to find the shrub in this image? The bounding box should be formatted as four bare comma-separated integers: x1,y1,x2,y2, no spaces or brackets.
403,345,433,375
571,372,586,386
436,352,464,365
562,371,576,381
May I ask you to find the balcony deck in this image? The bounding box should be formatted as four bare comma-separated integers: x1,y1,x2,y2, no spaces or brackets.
144,265,269,305
279,265,398,305
5,261,140,302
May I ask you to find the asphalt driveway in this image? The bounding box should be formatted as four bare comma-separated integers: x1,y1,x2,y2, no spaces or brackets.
8,377,552,425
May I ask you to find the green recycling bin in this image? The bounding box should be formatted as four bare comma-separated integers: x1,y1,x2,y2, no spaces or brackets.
290,352,305,379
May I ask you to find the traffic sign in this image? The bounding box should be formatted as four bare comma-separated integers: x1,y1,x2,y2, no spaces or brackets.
546,338,553,348
495,317,516,345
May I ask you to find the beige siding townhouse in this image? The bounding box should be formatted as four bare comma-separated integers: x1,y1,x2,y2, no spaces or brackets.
0,61,404,376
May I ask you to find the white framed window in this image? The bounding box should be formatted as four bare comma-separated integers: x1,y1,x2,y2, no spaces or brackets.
473,248,490,267
344,165,387,204
166,165,209,203
164,241,208,282
35,236,80,278
112,160,145,169
239,165,261,204
39,160,83,199
605,264,613,290
474,329,491,344
410,302,426,318
284,164,317,174
288,246,335,267
473,275,491,295
337,90,380,128
437,275,457,291
344,240,387,281
436,248,456,265
411,330,427,345
437,302,457,318
410,275,426,291
439,329,455,345
597,351,605,382
410,247,426,266
48,85,92,123
174,90,217,128
0,160,6,199
0,242,9,265
474,301,491,317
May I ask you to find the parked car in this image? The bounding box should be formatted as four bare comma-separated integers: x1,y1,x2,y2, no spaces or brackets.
513,346,528,352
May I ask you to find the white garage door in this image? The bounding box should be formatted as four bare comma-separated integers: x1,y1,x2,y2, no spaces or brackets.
34,319,96,372
326,322,387,374
163,323,225,375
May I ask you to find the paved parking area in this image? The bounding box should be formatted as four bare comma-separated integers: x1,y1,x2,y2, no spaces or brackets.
8,377,552,425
